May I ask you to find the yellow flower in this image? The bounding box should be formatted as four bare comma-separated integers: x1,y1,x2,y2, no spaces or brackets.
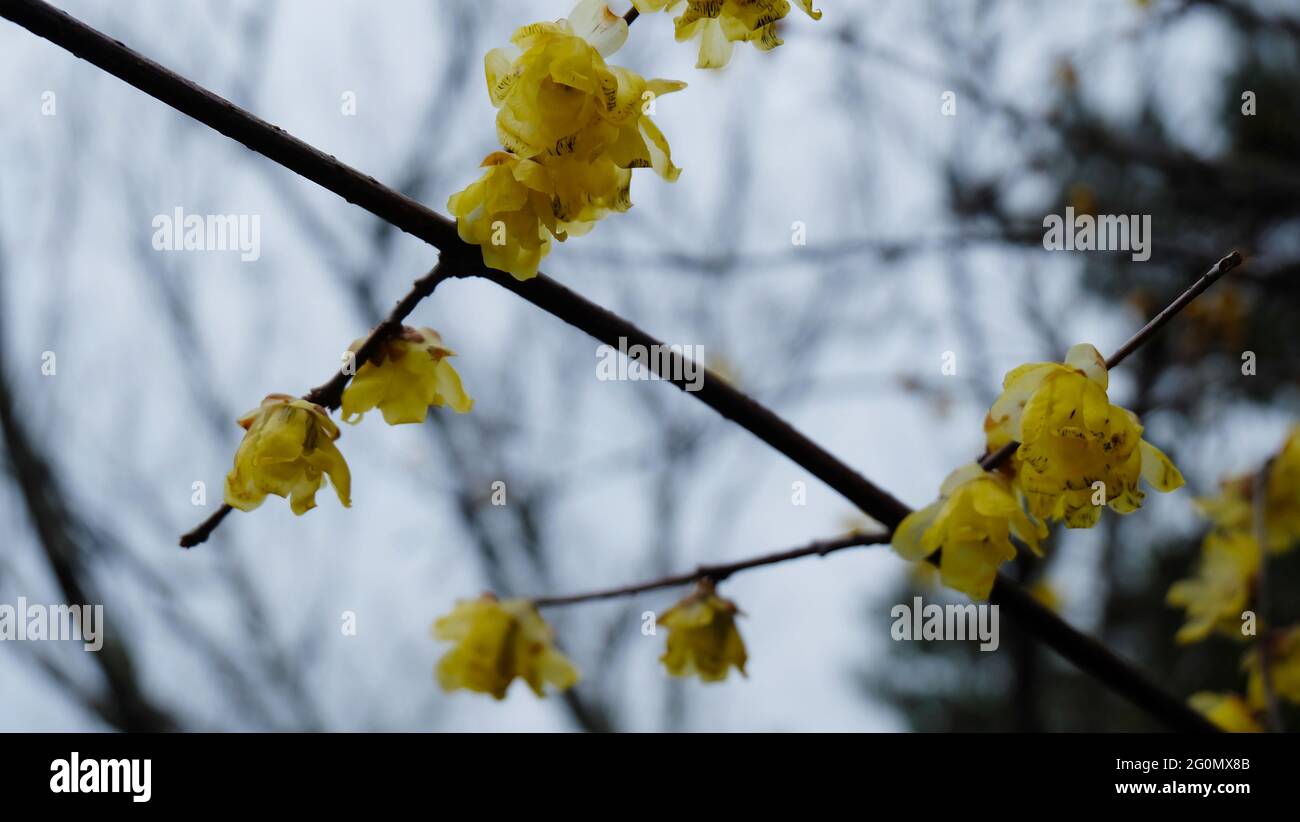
448,151,557,280
433,595,579,700
451,1,685,279
1188,692,1262,733
490,0,632,146
984,343,1183,528
1166,530,1259,644
1245,626,1300,708
634,0,823,68
223,394,351,515
659,580,748,682
487,7,684,174
1198,426,1300,554
341,326,472,425
892,463,1047,601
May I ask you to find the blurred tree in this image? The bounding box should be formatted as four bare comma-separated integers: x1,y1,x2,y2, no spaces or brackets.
868,0,1300,731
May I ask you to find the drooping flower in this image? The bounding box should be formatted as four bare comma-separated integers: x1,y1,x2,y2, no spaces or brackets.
433,595,579,700
448,152,557,280
450,0,685,280
1166,530,1259,644
984,343,1184,528
341,326,472,425
1197,426,1300,555
486,9,684,176
223,394,351,515
633,0,824,68
659,580,748,682
489,0,633,155
1244,626,1300,708
1188,692,1262,733
892,463,1047,600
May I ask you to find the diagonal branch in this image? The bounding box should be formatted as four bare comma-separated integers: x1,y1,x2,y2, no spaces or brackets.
3,0,1219,731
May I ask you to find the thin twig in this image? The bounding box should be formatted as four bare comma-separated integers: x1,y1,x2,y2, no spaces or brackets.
1253,461,1284,731
1104,250,1243,371
178,503,234,549
533,530,890,607
3,0,1219,731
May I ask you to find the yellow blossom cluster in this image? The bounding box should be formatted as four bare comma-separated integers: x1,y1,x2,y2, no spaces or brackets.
222,327,472,517
448,1,827,279
1167,427,1300,645
1169,427,1300,731
893,344,1183,601
1166,529,1259,644
632,1,824,68
449,0,685,280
